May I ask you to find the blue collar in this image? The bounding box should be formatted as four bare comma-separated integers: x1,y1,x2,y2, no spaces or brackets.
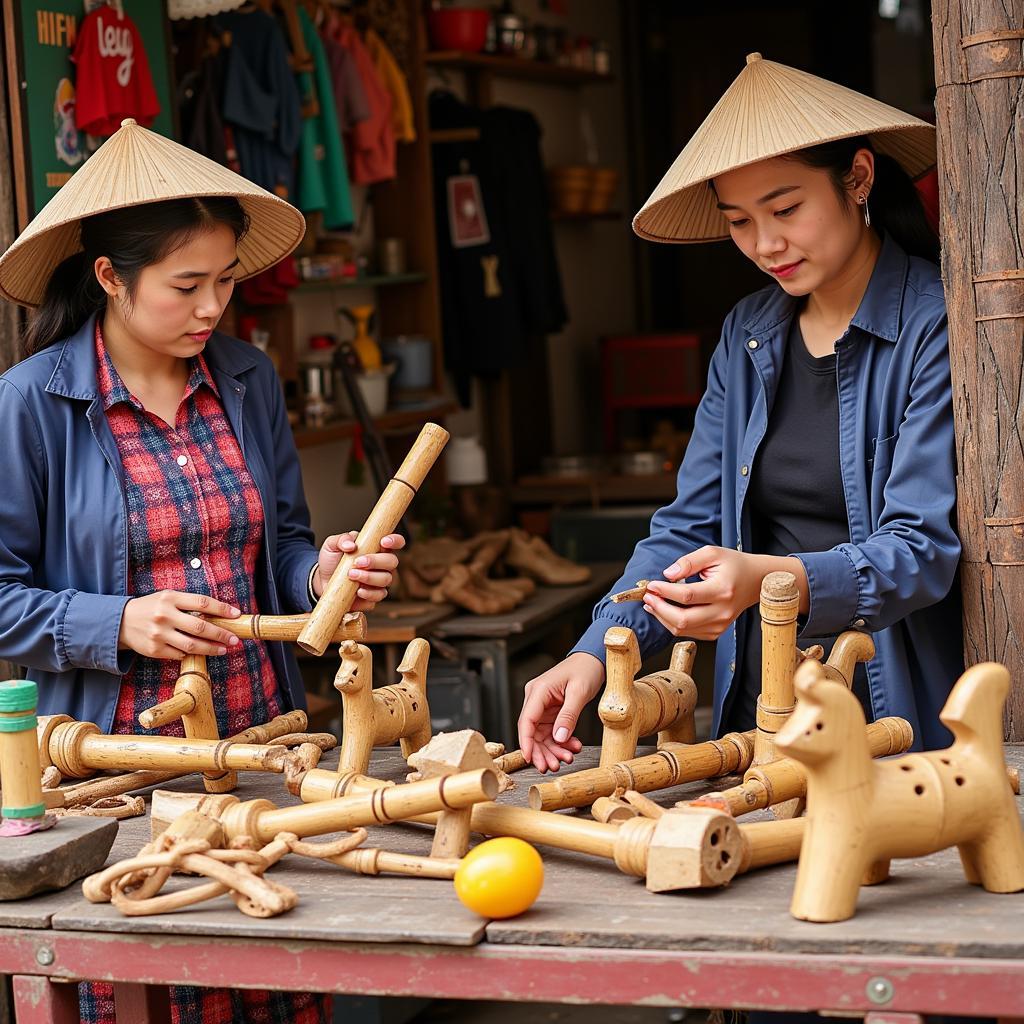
741,232,909,344
44,312,258,400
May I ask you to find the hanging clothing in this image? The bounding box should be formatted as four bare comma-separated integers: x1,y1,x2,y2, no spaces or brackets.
71,6,160,136
220,8,302,198
429,90,567,405
322,32,370,134
364,28,415,143
296,6,354,230
177,52,228,165
327,15,396,184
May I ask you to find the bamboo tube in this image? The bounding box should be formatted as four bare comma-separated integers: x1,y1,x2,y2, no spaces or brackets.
737,817,805,872
207,611,367,645
328,847,462,879
40,719,289,779
528,730,756,812
592,795,638,823
152,768,499,845
0,680,49,831
753,572,800,766
298,423,450,655
493,750,528,774
696,717,914,817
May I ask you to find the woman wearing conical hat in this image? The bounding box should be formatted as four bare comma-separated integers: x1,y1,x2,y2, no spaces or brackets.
0,119,402,1023
521,54,962,769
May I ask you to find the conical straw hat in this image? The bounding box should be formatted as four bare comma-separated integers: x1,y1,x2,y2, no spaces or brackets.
633,53,936,244
0,118,306,308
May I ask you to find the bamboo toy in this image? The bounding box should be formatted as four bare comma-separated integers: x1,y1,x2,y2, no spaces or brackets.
777,660,1024,923
407,730,495,858
298,423,450,655
598,628,698,766
1,681,54,836
689,716,913,817
149,766,499,846
207,611,367,646
37,716,292,781
610,580,650,603
335,638,432,775
529,730,756,812
138,655,238,793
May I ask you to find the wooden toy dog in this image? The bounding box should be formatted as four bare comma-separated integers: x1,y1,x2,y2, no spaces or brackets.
776,659,1024,922
335,638,433,775
598,628,698,766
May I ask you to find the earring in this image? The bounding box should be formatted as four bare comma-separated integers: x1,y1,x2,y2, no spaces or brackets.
859,192,871,228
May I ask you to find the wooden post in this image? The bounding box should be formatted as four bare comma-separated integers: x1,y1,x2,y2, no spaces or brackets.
932,0,1024,737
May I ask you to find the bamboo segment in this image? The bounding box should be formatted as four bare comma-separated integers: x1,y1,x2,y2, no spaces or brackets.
138,690,195,731
597,630,697,766
207,612,367,645
695,717,914,816
737,817,805,872
151,768,499,845
298,423,450,655
328,847,462,879
528,730,756,812
753,572,800,767
0,680,49,831
39,718,290,779
493,750,528,774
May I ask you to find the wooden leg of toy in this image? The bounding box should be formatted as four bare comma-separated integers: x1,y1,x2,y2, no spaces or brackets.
862,859,891,885
960,812,1024,892
407,731,495,859
656,641,698,746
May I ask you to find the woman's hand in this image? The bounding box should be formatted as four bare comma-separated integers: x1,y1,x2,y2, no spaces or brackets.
643,547,807,640
118,591,242,660
312,531,406,611
517,653,606,772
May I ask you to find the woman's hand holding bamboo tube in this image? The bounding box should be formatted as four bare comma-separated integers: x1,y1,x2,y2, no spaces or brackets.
118,592,243,660
312,531,406,609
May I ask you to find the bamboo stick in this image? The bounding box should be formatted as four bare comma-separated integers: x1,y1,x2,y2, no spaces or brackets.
298,424,449,655
328,847,462,879
692,717,914,817
528,730,756,812
207,611,367,645
753,572,799,767
151,767,499,846
0,680,49,832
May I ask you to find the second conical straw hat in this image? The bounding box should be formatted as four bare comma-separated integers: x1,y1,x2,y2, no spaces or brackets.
0,118,306,308
633,53,936,244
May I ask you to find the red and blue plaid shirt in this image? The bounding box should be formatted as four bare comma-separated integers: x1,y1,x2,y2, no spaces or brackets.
95,322,282,738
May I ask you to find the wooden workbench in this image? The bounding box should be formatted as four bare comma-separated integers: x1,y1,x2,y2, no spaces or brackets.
2,745,1023,1021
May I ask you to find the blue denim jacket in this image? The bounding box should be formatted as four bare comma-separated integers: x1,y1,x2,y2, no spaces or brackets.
572,234,963,749
0,314,320,731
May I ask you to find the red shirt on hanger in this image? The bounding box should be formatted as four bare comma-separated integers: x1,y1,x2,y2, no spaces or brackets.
71,6,160,136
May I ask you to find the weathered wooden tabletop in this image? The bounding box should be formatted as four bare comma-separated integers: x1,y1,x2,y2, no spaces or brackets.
3,745,1022,960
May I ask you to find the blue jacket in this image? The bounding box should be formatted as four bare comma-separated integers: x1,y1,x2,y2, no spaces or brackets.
0,314,320,731
572,234,963,749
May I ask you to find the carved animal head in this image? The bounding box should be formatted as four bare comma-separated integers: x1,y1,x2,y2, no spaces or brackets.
334,641,370,694
776,661,866,765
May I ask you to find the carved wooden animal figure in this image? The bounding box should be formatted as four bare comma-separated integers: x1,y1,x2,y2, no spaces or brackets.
777,660,1024,923
335,638,432,775
598,627,698,766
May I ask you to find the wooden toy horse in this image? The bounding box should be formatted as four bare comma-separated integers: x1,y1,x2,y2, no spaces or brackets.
776,659,1024,922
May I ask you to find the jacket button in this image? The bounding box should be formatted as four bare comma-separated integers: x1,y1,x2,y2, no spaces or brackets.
740,465,749,476
854,618,865,627
189,557,202,569
747,339,759,350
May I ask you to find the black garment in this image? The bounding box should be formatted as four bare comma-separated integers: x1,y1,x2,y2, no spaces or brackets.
725,316,869,730
429,90,567,405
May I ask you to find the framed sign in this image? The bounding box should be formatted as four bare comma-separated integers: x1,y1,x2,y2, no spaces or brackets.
2,0,175,230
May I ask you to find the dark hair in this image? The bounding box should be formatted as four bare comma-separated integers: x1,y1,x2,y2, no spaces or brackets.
25,196,250,355
783,136,939,265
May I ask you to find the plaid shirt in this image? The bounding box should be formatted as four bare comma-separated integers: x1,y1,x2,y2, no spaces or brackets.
83,324,328,1024
94,322,282,738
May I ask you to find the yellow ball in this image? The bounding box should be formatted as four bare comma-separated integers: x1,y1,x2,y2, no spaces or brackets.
453,837,544,919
